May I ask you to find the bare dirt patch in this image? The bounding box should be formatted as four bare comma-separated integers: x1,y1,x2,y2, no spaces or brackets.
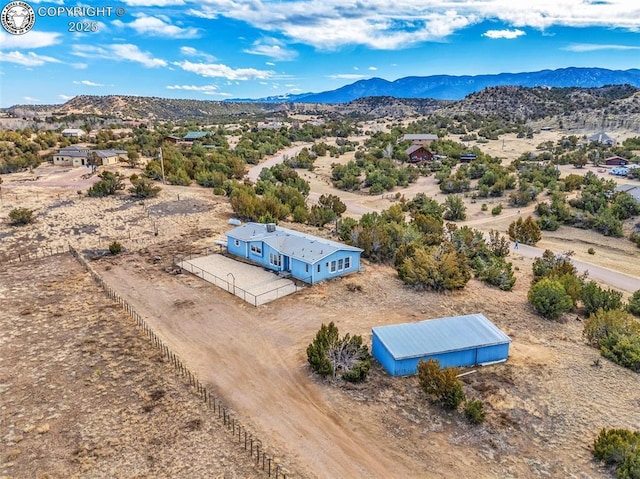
0,254,262,479
87,235,640,479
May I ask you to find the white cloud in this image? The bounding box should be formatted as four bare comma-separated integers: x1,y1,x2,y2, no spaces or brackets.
114,14,199,38
179,46,216,61
72,63,88,69
173,60,274,80
0,51,61,66
166,84,219,91
0,31,61,49
368,66,377,71
23,96,40,102
71,43,167,67
73,80,105,86
187,0,640,50
265,61,275,66
327,73,367,80
244,38,297,61
59,94,74,100
482,29,526,39
564,43,640,52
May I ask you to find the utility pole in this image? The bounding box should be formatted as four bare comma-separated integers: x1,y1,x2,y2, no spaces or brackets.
159,147,166,184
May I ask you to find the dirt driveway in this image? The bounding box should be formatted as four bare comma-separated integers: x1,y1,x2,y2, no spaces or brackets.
93,240,640,479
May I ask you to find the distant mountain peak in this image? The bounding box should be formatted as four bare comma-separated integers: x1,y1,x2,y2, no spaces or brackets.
228,67,640,104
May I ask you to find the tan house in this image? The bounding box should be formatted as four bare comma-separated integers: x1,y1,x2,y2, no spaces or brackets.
52,146,127,167
61,128,86,138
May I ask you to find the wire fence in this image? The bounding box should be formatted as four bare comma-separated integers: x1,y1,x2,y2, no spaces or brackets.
68,246,293,479
1,244,71,264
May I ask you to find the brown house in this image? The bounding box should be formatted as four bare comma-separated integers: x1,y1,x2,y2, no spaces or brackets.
605,156,628,166
406,145,434,164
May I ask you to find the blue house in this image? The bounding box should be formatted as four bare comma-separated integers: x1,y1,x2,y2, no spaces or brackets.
372,313,511,376
225,222,363,284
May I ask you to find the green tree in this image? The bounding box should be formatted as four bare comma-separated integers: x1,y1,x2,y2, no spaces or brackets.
628,290,640,317
581,281,624,316
508,216,542,245
398,243,471,291
417,359,465,410
528,278,573,320
584,309,640,348
464,399,486,425
306,322,371,382
87,171,125,197
129,174,161,198
8,207,34,226
443,195,467,221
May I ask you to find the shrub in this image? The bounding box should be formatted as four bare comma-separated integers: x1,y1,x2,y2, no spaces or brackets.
528,278,573,320
481,203,488,212
491,204,502,216
508,216,542,245
87,171,125,197
584,309,640,348
464,399,486,424
628,290,640,317
129,174,161,198
588,247,595,255
306,322,371,382
417,359,465,410
581,281,624,316
108,241,122,255
8,207,34,225
593,428,640,475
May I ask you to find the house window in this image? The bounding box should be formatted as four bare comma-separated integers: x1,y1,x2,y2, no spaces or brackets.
317,264,321,273
269,253,282,267
305,264,309,273
329,261,337,273
338,259,344,271
345,257,351,269
250,244,262,255
234,239,240,247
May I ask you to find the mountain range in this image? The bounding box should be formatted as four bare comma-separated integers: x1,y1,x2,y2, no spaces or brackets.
230,67,640,103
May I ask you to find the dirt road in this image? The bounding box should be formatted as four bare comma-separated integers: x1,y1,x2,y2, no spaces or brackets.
246,143,314,183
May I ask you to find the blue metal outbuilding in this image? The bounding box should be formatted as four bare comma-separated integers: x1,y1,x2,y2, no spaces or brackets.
371,313,511,376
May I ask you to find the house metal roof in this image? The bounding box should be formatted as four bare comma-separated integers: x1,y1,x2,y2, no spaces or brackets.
183,131,209,140
62,128,85,135
406,145,426,154
372,313,511,360
226,222,362,264
403,134,438,141
56,151,87,158
588,132,615,143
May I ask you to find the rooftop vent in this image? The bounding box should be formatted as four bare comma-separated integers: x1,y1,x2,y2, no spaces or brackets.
266,223,276,233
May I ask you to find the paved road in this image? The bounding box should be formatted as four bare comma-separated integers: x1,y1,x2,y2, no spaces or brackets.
511,243,640,293
246,143,313,183
248,145,640,292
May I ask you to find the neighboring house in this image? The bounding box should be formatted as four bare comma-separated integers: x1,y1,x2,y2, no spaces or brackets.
95,149,128,166
183,131,210,142
403,133,438,146
225,222,363,284
371,313,512,376
52,146,127,167
163,131,211,143
406,145,434,163
605,156,628,166
61,128,86,138
588,132,616,146
615,184,640,203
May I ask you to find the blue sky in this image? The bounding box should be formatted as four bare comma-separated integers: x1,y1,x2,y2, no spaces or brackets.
1,0,639,107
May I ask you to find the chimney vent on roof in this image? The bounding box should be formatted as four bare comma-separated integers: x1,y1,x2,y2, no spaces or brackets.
266,223,276,233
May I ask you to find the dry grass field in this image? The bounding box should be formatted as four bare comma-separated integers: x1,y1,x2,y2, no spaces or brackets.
1,126,639,478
